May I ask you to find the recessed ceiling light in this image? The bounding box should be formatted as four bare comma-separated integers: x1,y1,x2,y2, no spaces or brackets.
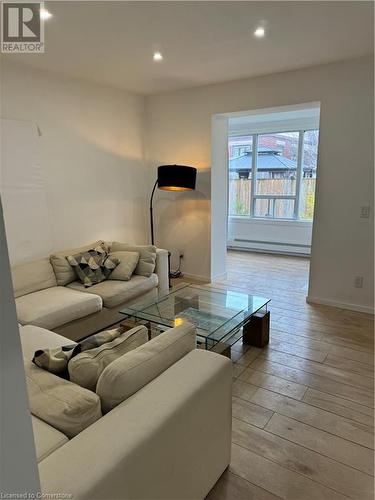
40,8,52,20
254,27,265,38
153,51,163,62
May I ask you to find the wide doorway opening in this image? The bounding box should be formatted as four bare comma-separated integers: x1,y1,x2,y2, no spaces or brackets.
222,103,320,295
227,105,320,254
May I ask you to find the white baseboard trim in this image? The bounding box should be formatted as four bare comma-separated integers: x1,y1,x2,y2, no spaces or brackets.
178,272,227,284
182,273,211,283
306,296,374,315
211,272,227,282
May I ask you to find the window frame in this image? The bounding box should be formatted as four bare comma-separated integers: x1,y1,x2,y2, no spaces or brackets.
229,128,317,222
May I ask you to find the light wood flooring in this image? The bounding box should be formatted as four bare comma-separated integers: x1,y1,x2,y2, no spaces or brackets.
177,250,374,500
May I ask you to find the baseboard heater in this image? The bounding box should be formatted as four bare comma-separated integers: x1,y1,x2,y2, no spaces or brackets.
228,238,311,257
233,238,310,249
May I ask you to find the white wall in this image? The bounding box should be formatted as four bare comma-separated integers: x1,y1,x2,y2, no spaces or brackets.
1,58,373,312
146,56,374,313
1,62,148,264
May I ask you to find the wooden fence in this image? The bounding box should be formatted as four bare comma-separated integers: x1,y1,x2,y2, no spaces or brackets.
229,178,316,219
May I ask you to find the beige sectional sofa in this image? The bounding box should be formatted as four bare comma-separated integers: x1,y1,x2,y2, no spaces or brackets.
20,322,232,499
12,240,169,331
13,239,232,498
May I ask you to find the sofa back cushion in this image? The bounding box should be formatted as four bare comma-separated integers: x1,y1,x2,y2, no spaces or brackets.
68,325,148,391
50,240,105,286
111,242,156,277
96,322,196,413
25,360,102,438
12,258,57,298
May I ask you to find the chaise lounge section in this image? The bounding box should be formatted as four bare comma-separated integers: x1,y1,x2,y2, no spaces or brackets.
19,323,232,500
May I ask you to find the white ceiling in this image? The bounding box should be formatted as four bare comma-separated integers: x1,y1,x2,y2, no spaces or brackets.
3,1,374,95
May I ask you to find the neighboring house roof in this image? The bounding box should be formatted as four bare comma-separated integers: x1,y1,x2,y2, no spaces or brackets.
229,150,313,174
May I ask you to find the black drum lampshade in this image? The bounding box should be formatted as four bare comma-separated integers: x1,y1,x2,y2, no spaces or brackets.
149,164,197,253
157,164,197,191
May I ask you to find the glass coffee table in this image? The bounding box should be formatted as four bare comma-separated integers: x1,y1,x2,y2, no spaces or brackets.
119,284,270,356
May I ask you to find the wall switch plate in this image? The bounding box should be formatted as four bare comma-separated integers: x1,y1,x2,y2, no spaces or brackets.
360,206,370,218
354,276,364,288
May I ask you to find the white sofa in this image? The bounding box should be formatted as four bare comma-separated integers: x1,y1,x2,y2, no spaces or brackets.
12,241,169,331
20,323,232,500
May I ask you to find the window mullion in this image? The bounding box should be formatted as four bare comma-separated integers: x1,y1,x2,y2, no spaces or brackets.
294,131,304,219
250,134,258,217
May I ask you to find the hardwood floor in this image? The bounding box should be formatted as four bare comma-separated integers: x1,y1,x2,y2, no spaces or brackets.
180,250,374,500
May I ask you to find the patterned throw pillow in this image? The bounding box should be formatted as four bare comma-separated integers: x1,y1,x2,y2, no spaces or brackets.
68,325,148,391
67,245,120,287
33,325,126,376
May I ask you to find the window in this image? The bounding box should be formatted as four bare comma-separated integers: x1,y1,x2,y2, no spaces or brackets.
228,129,318,221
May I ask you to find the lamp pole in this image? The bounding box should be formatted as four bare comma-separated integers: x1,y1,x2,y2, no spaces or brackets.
149,179,158,246
149,165,196,288
149,178,172,287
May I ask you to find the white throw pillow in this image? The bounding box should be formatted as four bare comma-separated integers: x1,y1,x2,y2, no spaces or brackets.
96,322,196,413
68,325,148,391
111,243,157,277
25,360,102,438
109,251,140,281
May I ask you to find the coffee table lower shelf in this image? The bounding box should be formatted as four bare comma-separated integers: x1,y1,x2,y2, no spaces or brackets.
198,310,270,358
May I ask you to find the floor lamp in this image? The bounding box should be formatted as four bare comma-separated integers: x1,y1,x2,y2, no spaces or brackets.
149,164,197,284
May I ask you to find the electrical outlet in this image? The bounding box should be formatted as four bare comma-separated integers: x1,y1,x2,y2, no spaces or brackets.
360,206,370,218
179,253,184,259
354,276,364,288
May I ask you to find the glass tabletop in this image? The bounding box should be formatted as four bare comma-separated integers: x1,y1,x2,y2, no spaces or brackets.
120,284,270,345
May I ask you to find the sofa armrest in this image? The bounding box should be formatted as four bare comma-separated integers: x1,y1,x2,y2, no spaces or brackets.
38,349,232,500
155,248,169,296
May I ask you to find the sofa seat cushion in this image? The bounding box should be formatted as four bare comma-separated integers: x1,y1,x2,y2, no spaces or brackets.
19,325,75,360
32,416,68,462
16,287,102,330
67,273,158,308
